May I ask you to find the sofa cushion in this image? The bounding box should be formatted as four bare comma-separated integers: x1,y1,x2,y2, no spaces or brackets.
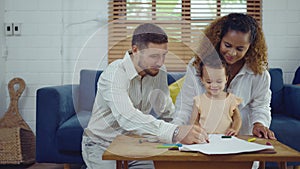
269,68,284,114
284,84,300,120
169,77,185,104
269,113,300,166
270,114,300,152
167,72,185,85
56,111,91,152
79,70,102,112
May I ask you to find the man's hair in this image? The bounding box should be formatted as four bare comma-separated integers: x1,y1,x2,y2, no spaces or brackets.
132,23,168,49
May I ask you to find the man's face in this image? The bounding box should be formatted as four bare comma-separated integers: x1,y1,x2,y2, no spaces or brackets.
137,42,168,76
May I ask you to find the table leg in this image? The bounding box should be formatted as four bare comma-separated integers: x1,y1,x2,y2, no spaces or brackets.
294,165,300,169
124,161,128,169
116,160,129,169
116,160,122,169
63,164,70,169
278,162,287,169
154,161,253,169
259,161,265,169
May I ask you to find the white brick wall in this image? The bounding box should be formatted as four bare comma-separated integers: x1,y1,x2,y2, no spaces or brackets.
0,0,300,133
263,0,300,83
0,0,6,118
2,0,108,132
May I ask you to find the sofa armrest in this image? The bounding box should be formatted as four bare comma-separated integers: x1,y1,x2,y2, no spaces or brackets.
36,84,79,162
37,84,79,125
283,84,300,120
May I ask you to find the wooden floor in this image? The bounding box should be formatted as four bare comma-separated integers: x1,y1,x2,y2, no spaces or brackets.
0,163,82,169
0,163,297,169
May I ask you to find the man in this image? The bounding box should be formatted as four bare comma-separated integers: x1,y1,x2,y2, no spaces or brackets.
82,23,205,169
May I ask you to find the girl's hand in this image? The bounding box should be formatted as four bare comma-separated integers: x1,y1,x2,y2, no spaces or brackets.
225,128,238,136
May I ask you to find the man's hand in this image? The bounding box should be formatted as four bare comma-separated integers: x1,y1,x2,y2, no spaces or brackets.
176,124,209,144
252,122,276,140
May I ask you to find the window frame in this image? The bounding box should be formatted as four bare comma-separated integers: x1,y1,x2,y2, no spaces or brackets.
108,0,262,71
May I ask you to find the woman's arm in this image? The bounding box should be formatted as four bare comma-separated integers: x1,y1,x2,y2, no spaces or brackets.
249,70,272,127
172,59,204,125
249,70,276,139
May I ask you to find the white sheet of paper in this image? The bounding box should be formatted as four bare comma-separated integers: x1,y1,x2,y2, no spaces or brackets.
179,134,274,155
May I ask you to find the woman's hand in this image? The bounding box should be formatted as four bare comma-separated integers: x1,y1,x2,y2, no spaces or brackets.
252,122,276,140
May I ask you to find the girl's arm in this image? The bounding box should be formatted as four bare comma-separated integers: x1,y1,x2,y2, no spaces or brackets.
226,108,242,136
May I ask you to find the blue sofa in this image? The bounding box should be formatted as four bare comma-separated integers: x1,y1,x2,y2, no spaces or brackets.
268,68,300,166
36,69,184,164
293,66,300,85
36,68,300,166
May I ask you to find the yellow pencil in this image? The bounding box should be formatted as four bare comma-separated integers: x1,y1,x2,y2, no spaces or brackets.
247,137,256,142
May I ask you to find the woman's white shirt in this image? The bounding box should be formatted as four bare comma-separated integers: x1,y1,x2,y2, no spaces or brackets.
172,59,272,135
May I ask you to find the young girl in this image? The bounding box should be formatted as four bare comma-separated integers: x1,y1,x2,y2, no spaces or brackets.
189,56,242,137
173,13,276,142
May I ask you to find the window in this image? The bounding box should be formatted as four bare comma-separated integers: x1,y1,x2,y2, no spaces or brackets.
108,0,262,71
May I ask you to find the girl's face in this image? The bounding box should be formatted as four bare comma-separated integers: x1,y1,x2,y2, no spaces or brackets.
219,30,251,65
201,66,228,97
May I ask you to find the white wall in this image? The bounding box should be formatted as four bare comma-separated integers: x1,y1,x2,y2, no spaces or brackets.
3,0,108,132
2,0,300,133
0,0,6,118
263,0,300,83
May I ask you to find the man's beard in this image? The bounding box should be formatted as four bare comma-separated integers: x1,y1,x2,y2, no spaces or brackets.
144,68,160,77
138,60,160,77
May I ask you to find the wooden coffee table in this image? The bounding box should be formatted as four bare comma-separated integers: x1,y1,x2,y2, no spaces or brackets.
103,135,300,169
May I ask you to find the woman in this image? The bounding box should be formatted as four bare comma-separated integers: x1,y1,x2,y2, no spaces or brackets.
172,13,276,140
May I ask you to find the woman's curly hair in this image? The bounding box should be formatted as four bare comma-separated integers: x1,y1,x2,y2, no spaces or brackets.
193,13,268,75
